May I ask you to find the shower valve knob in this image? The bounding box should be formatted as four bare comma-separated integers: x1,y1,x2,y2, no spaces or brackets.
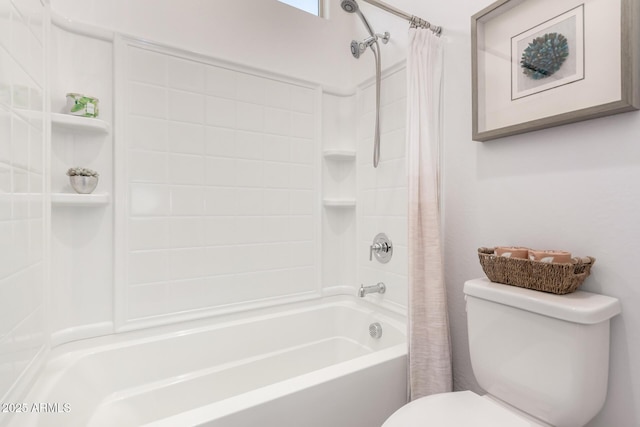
369,233,393,263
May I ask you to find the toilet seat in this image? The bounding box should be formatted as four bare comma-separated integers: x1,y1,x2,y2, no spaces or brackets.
382,391,546,427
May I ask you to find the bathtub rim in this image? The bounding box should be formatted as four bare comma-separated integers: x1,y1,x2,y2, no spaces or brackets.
46,294,405,360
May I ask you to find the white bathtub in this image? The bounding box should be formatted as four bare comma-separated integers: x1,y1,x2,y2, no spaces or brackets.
10,296,407,427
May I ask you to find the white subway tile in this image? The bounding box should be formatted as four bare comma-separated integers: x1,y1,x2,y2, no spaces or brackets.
290,112,314,139
262,135,290,162
290,190,313,215
265,79,291,110
205,157,236,187
12,168,28,193
264,108,291,136
0,222,14,279
168,90,205,124
263,162,290,189
205,96,236,128
289,165,313,190
129,83,167,119
11,115,28,169
235,217,264,244
128,250,169,285
168,57,205,93
203,217,237,246
129,150,167,183
128,283,168,319
380,99,406,133
290,138,313,164
170,186,204,216
128,46,167,86
287,216,314,241
235,159,263,188
168,154,204,185
129,218,168,251
290,86,315,113
236,73,267,105
0,108,11,164
168,217,204,248
204,246,240,276
383,128,406,160
205,126,235,158
0,3,10,54
235,131,263,160
235,188,263,216
204,188,237,216
382,69,407,106
168,248,206,280
263,189,289,215
262,217,290,243
168,122,205,155
166,278,213,312
127,116,168,152
205,65,236,99
29,128,43,173
28,218,43,263
236,102,263,132
0,166,10,196
289,241,314,267
288,267,315,289
130,184,171,217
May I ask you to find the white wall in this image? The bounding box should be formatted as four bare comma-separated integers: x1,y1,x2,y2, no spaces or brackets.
50,0,357,92
340,0,640,425
0,0,47,402
377,1,640,426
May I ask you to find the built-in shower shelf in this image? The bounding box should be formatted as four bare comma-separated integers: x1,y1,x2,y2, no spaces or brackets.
323,149,356,160
52,113,111,134
323,198,356,207
51,192,111,207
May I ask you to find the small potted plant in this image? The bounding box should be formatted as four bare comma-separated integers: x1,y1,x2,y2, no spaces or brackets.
67,167,99,194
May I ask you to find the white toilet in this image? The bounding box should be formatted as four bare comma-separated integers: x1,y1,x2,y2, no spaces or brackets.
383,278,621,427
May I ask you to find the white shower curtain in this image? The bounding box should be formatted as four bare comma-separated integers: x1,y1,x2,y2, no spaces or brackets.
406,27,452,400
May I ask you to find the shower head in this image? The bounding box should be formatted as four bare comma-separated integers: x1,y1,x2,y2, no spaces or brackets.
340,0,375,37
340,0,359,13
350,36,376,59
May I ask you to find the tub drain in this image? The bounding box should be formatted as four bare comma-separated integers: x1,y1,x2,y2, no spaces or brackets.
369,322,382,339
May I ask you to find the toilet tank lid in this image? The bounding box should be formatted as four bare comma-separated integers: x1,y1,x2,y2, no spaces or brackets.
464,278,621,324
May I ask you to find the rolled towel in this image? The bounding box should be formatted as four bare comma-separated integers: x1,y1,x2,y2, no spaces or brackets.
495,246,530,259
528,249,572,263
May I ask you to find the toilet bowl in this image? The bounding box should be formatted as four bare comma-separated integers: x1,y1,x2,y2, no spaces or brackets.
383,278,621,427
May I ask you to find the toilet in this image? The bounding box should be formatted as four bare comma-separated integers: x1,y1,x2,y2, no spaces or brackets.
384,278,621,427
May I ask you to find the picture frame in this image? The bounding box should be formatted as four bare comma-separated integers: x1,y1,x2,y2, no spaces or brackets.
471,0,639,142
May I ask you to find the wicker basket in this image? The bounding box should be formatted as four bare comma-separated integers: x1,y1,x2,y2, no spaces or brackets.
478,247,595,295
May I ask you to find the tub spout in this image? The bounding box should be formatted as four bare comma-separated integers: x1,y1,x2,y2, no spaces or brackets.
358,282,386,297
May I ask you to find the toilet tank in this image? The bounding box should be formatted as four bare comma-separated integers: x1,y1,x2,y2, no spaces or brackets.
464,278,621,427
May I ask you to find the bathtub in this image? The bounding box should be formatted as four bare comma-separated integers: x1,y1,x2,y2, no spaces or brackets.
9,296,407,427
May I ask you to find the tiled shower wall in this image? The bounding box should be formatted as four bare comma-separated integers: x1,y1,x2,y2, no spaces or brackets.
358,67,408,309
0,0,46,399
121,42,319,324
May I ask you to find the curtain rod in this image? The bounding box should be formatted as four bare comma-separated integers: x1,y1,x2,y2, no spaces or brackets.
360,0,442,35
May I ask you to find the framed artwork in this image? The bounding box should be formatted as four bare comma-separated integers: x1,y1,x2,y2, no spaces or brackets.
472,0,639,142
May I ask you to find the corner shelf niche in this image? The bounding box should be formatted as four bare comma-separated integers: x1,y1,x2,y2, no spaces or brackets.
52,113,110,134
323,198,356,208
323,149,356,161
51,193,111,207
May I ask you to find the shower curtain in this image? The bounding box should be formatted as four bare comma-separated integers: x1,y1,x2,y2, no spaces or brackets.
406,27,452,400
